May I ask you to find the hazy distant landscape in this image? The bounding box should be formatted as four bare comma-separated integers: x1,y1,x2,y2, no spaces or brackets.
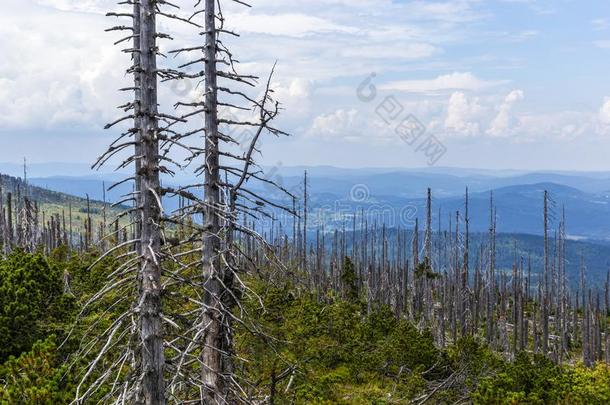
19,162,610,240
7,162,610,289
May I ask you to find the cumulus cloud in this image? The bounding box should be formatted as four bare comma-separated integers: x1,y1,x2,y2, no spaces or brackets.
381,72,507,94
227,13,358,37
599,98,610,125
310,109,365,142
0,1,129,129
1,0,467,135
271,78,314,123
4,0,610,168
518,111,591,140
596,97,610,137
33,0,112,13
444,92,483,136
487,89,524,137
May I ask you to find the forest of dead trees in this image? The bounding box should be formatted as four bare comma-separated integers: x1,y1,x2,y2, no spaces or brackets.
0,175,111,255
3,160,610,385
1,0,609,403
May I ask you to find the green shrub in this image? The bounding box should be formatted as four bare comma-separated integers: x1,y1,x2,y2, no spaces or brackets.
0,337,74,404
0,251,73,362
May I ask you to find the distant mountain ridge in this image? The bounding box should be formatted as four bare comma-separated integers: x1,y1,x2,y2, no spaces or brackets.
14,165,610,241
4,168,610,288
0,173,124,231
304,181,610,240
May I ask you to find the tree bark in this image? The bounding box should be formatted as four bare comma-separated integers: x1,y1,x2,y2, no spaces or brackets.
202,0,225,401
139,1,165,403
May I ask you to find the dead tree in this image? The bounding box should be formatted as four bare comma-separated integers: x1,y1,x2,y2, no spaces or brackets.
542,190,549,355
138,1,165,402
462,188,469,337
200,0,224,399
147,0,294,401
74,0,188,402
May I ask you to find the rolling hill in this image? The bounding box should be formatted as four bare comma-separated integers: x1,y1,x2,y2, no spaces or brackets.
0,173,125,234
4,167,610,289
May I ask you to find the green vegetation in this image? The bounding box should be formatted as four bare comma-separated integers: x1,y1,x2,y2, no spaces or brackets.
1,173,126,237
1,248,610,403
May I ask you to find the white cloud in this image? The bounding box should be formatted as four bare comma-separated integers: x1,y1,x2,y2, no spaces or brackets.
227,13,358,37
518,111,591,140
2,0,609,170
271,78,314,122
311,109,360,138
400,0,486,23
487,89,524,137
444,92,483,136
381,72,507,94
33,0,119,14
596,97,610,138
0,0,490,137
0,2,129,129
599,98,610,125
339,43,439,60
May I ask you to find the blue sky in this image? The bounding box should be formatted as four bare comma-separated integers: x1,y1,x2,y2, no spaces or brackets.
1,0,610,171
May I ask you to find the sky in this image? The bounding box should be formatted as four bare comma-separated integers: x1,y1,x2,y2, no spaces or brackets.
2,0,610,171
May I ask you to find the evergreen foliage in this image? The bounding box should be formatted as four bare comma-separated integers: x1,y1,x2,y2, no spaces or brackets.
0,250,75,362
1,249,610,403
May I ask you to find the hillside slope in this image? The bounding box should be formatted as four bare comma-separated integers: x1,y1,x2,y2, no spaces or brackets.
0,173,125,232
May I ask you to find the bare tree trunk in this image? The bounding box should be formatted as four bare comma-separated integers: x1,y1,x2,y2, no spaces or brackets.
85,194,91,249
69,202,72,249
304,170,308,275
412,218,420,316
201,0,225,400
486,192,495,345
462,188,469,337
7,192,13,249
139,1,165,402
542,191,549,355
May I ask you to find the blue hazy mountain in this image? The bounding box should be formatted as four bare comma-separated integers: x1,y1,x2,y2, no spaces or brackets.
6,165,610,290
20,165,610,241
